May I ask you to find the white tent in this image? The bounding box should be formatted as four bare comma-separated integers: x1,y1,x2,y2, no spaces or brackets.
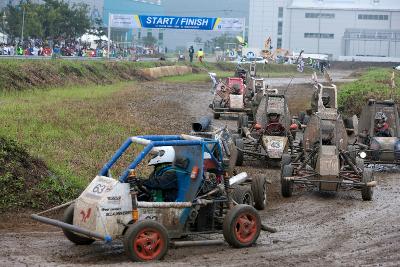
0,32,8,43
78,33,109,49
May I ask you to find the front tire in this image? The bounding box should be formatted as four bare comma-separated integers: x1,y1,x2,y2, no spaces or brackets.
223,205,261,248
251,176,267,210
361,168,374,201
62,204,95,245
123,220,169,262
281,164,294,197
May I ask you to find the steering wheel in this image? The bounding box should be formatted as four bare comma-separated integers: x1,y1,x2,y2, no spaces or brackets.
129,178,153,201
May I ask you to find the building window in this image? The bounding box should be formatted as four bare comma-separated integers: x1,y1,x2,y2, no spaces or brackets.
158,32,163,40
277,21,283,35
278,7,283,18
277,38,282,49
358,14,388,20
138,30,141,39
305,12,335,19
147,31,152,37
304,33,334,39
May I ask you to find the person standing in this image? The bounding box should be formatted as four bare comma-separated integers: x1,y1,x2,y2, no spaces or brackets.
188,45,194,63
197,48,204,63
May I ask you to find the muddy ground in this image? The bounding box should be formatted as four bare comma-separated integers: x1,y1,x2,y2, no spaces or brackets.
1,72,399,266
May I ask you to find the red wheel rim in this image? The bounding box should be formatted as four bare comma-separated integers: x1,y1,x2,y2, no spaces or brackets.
133,228,164,261
234,213,257,244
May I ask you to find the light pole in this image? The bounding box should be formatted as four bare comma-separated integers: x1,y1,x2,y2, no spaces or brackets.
21,6,25,42
2,12,6,29
1,12,7,43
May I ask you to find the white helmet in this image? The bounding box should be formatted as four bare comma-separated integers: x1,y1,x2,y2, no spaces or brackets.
148,146,175,166
204,152,212,159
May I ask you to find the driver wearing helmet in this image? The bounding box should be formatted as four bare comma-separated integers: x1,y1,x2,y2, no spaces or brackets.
143,146,187,202
235,64,247,84
374,112,391,137
265,112,286,136
231,83,241,95
322,93,331,108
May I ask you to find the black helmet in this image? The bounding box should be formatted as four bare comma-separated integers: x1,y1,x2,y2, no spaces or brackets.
322,93,330,106
375,112,387,128
268,112,279,122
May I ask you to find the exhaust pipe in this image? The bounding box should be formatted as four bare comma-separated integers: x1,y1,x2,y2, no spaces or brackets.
31,214,112,243
192,116,211,132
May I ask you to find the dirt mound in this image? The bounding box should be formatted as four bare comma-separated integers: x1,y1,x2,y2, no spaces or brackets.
0,136,77,211
0,60,174,92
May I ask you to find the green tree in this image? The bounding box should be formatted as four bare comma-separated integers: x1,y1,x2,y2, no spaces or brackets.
194,36,202,43
142,35,157,47
1,0,91,41
2,1,43,40
41,0,90,39
211,33,238,50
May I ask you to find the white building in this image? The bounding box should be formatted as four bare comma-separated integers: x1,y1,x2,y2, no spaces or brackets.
249,0,400,60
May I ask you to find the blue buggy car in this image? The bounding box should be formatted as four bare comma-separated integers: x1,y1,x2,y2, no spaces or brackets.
32,135,262,262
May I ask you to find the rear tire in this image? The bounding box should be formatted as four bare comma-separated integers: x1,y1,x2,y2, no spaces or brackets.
361,168,374,201
235,138,244,166
213,101,221,119
237,114,244,134
237,114,249,136
123,220,169,262
223,205,261,248
251,176,267,210
232,185,254,206
62,204,95,245
242,115,249,129
281,164,294,197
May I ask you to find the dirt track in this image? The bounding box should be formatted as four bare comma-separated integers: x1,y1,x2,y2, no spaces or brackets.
1,73,399,266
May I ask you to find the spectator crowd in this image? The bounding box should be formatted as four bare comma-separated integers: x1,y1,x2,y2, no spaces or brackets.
0,38,157,59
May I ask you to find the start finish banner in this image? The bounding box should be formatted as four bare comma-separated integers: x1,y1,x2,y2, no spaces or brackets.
109,14,244,31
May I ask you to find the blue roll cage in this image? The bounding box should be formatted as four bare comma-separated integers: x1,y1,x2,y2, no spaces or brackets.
98,135,224,183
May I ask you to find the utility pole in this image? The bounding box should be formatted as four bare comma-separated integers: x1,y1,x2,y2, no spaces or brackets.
21,7,25,42
107,13,111,59
2,11,6,30
1,12,6,43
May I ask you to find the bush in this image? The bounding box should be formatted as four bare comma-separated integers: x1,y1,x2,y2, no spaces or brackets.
338,68,400,116
0,136,80,210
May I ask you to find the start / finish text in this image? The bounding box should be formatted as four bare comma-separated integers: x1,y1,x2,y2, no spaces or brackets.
142,15,214,30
